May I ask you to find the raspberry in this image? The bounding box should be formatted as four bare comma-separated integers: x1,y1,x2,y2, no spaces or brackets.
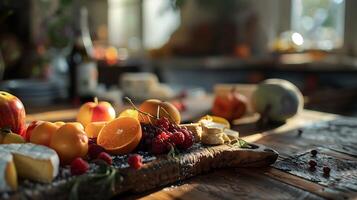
169,131,185,146
157,131,170,140
178,129,194,150
97,152,112,165
151,132,170,154
70,157,89,175
128,154,143,169
156,117,170,130
88,144,106,159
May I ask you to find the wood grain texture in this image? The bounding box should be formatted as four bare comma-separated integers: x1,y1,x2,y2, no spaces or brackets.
3,143,278,200
121,168,324,200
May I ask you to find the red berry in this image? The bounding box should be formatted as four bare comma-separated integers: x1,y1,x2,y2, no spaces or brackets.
151,137,169,154
70,157,89,175
169,131,185,146
97,152,112,165
156,117,170,130
157,131,170,140
178,129,194,150
128,154,143,169
88,144,106,159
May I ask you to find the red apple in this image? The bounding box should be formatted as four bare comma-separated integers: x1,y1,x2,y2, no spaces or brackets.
0,91,26,136
76,98,116,126
212,90,248,121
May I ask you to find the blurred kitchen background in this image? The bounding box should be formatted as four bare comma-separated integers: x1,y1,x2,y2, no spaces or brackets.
1,0,357,115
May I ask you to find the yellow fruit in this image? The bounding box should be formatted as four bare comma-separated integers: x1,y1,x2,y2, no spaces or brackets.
2,133,25,144
119,109,139,120
199,115,230,129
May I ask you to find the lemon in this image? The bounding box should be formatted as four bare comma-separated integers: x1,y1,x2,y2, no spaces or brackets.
2,133,25,144
119,109,139,120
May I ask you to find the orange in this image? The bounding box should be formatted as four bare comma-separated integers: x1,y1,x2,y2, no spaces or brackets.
49,123,88,165
199,115,230,129
30,122,59,146
53,121,65,127
84,121,106,138
97,117,142,155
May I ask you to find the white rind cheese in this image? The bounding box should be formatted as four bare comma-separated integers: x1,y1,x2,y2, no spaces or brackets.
0,151,16,192
0,143,60,192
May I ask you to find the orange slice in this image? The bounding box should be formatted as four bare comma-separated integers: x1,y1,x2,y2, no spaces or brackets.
118,109,139,120
199,115,231,129
97,117,142,155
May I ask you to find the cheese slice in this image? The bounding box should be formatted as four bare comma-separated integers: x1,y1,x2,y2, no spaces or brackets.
0,143,60,192
201,133,225,145
0,152,17,192
180,123,202,142
223,129,240,140
200,120,226,135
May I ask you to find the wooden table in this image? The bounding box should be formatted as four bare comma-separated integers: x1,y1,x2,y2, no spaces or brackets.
26,109,357,199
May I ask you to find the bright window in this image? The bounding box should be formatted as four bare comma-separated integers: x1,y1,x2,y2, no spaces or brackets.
291,0,345,50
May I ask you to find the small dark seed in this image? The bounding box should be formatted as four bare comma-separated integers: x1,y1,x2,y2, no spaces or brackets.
297,129,303,136
308,160,317,167
311,149,317,157
323,166,331,176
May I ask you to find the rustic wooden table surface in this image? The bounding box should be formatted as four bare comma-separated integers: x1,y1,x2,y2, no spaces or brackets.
26,108,357,200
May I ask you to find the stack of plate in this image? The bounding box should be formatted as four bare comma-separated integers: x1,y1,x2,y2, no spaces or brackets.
0,79,61,107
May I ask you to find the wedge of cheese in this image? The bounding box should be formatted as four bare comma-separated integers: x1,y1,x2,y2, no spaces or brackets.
0,152,17,192
0,143,60,192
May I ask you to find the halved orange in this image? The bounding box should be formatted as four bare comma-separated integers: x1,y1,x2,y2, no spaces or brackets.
97,117,142,155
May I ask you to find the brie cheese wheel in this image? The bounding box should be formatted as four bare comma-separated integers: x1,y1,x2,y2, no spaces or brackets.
0,143,60,192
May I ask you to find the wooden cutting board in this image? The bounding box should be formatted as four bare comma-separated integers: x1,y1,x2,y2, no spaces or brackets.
3,143,278,200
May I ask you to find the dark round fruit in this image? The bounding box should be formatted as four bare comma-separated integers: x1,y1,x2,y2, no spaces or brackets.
308,160,317,168
323,166,331,176
311,149,317,157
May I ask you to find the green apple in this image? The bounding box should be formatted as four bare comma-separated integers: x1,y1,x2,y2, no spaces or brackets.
252,79,303,122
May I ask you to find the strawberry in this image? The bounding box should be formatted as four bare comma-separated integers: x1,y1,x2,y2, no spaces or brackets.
97,152,112,165
178,129,194,150
128,154,143,169
88,144,106,160
70,157,89,175
169,131,185,146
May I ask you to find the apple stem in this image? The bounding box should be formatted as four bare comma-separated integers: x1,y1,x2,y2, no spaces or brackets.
94,97,99,104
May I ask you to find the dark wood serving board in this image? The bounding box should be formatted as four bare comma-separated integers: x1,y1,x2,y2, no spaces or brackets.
2,143,278,200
